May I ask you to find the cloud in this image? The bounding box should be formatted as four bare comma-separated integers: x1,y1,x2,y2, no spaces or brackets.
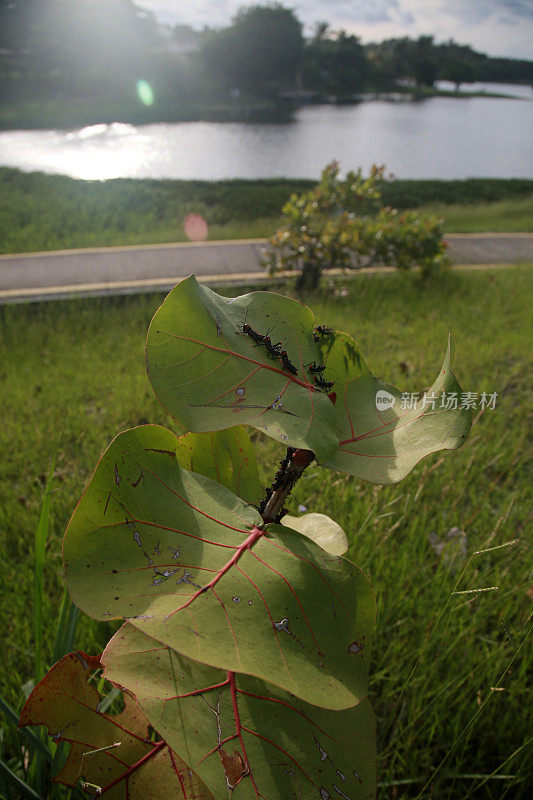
500,0,533,18
432,0,533,25
139,0,415,29
498,14,519,25
140,0,532,29
297,1,415,26
402,0,533,56
140,0,533,58
138,1,235,28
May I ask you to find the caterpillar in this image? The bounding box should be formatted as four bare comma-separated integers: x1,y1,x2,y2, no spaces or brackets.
241,320,298,375
279,350,298,375
313,374,335,391
242,321,264,345
313,324,333,342
305,361,326,374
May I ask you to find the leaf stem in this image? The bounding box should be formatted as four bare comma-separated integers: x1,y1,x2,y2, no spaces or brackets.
169,526,265,614
261,448,315,523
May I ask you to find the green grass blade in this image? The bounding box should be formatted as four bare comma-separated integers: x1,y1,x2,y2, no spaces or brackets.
379,557,473,743
412,626,532,800
0,760,45,800
96,686,122,714
52,588,79,663
0,695,23,729
29,456,56,798
62,603,80,657
50,742,69,794
463,739,532,799
52,588,71,663
34,458,55,684
0,697,52,763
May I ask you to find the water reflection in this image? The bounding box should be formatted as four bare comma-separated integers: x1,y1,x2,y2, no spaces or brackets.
0,122,158,180
0,90,531,181
68,122,135,140
435,81,533,98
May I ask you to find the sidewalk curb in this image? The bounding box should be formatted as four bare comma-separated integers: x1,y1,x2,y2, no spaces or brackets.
0,263,528,305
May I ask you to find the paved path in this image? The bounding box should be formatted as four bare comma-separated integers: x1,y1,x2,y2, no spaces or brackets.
0,234,532,303
446,233,533,264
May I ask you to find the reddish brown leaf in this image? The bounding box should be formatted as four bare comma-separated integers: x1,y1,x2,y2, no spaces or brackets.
19,651,213,799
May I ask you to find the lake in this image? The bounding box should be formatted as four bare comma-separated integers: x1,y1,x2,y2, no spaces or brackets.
0,83,531,181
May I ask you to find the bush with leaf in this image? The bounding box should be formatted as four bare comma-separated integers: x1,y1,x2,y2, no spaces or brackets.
264,162,449,289
16,276,471,799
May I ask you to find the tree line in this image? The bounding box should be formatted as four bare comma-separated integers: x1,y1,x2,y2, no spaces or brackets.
199,6,533,96
1,0,532,109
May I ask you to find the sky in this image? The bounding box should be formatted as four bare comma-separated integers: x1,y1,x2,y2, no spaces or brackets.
139,0,533,59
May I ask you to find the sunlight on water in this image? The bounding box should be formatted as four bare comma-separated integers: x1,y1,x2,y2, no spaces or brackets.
0,90,531,181
68,122,136,141
0,123,160,180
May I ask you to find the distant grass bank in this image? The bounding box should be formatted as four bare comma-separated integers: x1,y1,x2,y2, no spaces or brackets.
0,95,293,131
0,88,519,132
415,195,533,233
0,267,531,798
1,168,532,254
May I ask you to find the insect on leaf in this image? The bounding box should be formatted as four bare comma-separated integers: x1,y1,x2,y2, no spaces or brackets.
175,427,263,507
103,624,377,800
145,276,339,461
18,651,214,799
324,336,472,483
63,425,375,710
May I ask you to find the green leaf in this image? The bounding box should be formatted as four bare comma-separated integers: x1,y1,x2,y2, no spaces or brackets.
146,276,339,460
19,652,213,799
175,427,263,506
104,624,377,800
314,329,369,386
324,336,472,483
281,513,349,556
64,425,375,710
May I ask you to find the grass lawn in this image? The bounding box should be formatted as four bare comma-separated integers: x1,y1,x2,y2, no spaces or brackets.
418,196,533,233
0,266,531,798
1,169,532,254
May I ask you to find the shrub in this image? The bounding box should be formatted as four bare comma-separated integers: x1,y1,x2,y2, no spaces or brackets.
264,161,449,289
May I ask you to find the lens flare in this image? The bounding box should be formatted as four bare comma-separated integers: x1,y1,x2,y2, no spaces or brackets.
184,213,208,242
136,79,154,106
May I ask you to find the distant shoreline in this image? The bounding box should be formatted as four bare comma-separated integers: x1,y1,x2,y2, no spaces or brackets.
0,85,526,132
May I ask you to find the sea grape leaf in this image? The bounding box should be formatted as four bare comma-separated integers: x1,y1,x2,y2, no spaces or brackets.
64,425,375,710
324,336,472,483
145,275,339,460
314,328,369,385
175,427,263,506
104,624,377,800
281,512,349,555
18,651,213,799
